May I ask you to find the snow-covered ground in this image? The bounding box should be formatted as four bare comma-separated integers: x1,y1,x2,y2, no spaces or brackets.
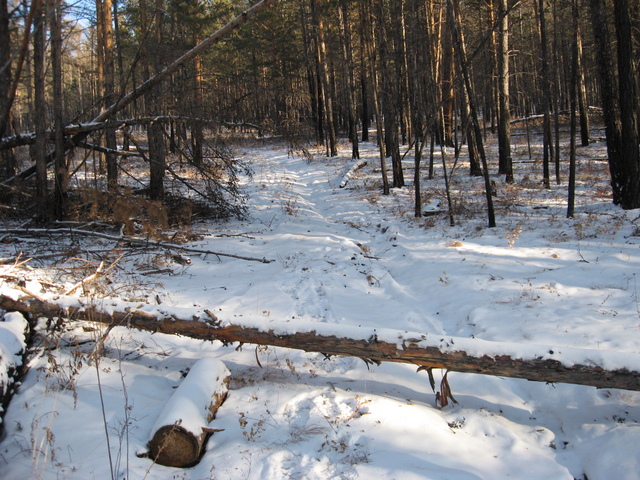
1,134,640,479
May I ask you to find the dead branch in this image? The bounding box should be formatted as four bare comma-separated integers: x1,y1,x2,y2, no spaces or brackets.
1,228,274,263
1,293,639,393
63,252,125,295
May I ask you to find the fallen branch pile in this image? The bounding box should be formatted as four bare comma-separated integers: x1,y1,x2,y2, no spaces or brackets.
2,228,273,263
1,293,639,393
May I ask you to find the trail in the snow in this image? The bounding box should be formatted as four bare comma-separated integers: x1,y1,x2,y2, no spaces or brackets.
236,147,448,335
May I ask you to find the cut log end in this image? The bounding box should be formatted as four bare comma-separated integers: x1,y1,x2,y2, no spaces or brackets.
149,424,202,468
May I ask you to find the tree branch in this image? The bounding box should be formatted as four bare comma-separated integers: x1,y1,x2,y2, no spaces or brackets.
2,228,274,263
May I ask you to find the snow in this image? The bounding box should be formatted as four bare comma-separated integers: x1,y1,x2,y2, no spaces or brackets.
0,136,639,479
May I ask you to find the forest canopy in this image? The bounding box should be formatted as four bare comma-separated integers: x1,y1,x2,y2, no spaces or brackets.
0,0,638,224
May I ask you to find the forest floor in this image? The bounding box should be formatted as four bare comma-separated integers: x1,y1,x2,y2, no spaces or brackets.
1,127,640,480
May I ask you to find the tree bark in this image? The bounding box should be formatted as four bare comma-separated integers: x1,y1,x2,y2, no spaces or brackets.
99,0,118,191
575,8,590,147
497,0,513,183
51,0,67,219
310,0,337,158
337,0,359,159
33,0,47,220
447,0,496,228
362,1,389,195
567,0,579,218
589,0,625,207
537,0,553,189
2,294,640,392
612,0,640,209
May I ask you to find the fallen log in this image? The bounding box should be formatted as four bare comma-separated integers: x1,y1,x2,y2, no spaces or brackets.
1,293,640,392
339,159,368,188
0,311,30,440
148,357,230,467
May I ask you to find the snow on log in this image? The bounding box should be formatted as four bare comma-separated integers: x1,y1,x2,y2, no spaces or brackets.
0,311,29,439
2,293,640,392
148,357,230,467
339,159,368,188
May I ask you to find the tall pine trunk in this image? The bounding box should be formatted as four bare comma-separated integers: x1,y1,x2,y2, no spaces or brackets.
497,0,513,183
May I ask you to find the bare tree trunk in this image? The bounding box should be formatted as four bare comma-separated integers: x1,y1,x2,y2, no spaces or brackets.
612,0,640,208
377,0,403,188
97,0,118,191
537,0,553,189
575,13,590,147
567,0,579,218
337,0,359,159
33,0,47,220
147,0,165,201
299,1,323,143
448,0,496,228
51,0,67,219
190,0,204,168
310,0,337,157
0,0,15,177
589,0,639,208
362,0,389,195
497,0,513,183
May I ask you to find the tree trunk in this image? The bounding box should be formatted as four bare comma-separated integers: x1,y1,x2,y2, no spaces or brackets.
362,0,390,195
337,0,359,159
567,0,579,218
612,0,640,209
33,0,47,220
98,0,118,191
0,0,10,137
190,3,204,168
0,0,15,178
537,0,553,189
589,0,625,207
377,0,403,188
3,294,640,392
448,0,496,228
148,358,230,467
575,9,590,147
147,0,165,201
497,0,513,183
310,0,337,157
51,0,67,220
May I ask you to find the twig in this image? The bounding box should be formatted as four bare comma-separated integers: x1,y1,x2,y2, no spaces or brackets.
64,252,125,295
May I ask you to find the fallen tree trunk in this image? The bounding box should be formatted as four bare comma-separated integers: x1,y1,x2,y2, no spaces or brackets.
0,311,30,440
1,293,640,392
148,357,230,467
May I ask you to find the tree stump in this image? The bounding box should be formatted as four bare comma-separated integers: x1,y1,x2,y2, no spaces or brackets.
148,357,230,467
